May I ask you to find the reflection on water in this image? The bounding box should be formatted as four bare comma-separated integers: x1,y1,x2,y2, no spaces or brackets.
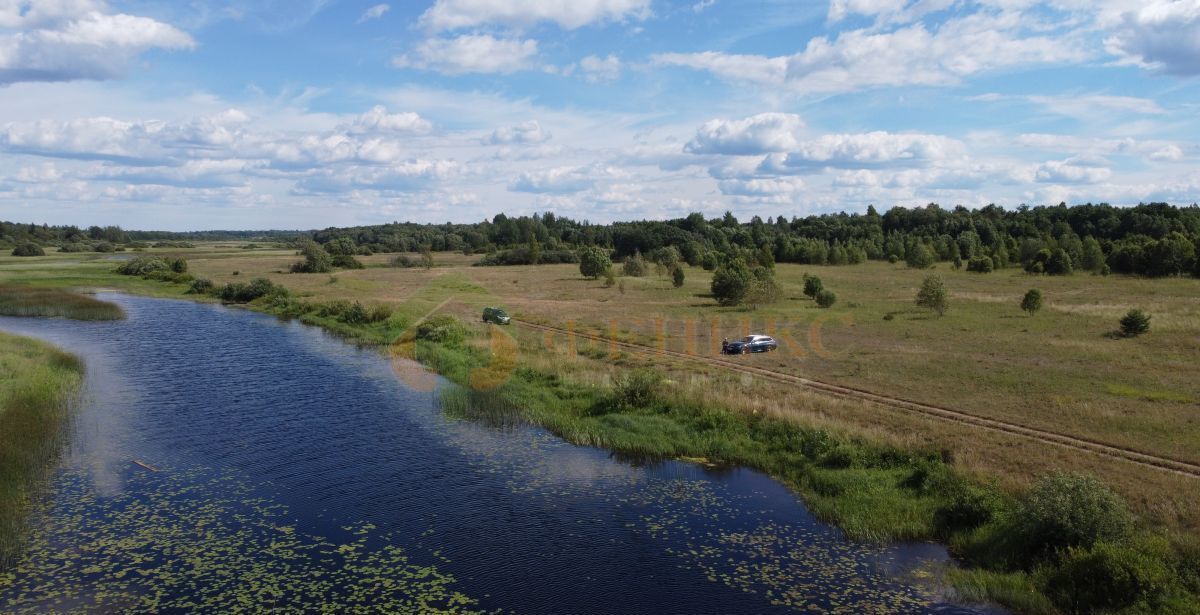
0,295,1000,614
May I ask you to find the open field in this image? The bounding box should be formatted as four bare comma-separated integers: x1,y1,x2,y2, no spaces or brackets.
0,332,83,567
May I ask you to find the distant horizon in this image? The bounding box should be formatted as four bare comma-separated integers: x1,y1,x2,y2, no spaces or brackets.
6,199,1200,234
1,2,1198,230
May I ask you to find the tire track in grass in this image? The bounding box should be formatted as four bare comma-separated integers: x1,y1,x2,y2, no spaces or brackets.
513,319,1200,480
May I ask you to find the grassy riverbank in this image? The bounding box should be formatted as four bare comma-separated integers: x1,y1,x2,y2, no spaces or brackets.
4,248,1200,612
0,285,125,320
0,332,84,568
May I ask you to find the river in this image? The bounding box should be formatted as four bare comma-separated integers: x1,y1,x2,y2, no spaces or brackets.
0,294,999,613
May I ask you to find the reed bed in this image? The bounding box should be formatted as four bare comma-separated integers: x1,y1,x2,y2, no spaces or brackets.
0,285,125,320
0,332,83,568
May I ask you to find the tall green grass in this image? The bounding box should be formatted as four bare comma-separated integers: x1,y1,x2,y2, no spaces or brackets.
0,285,125,320
0,332,84,568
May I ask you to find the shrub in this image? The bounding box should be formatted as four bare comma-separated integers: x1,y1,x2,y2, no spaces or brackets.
93,242,115,253
1021,289,1043,316
366,304,393,324
11,243,45,257
934,485,998,534
1119,309,1151,337
1038,541,1175,614
1046,248,1073,275
622,251,647,277
291,242,333,273
218,278,284,303
802,273,823,299
815,289,837,308
58,243,90,253
710,258,752,306
700,252,718,271
170,258,188,273
906,244,935,269
916,274,948,316
819,445,858,469
187,278,214,294
578,246,611,279
331,254,364,269
611,369,660,410
390,254,416,268
604,267,616,287
342,301,368,325
967,256,994,273
474,248,578,266
672,266,685,288
324,237,358,256
116,255,171,276
745,275,782,310
1014,472,1131,556
415,314,465,345
419,246,434,269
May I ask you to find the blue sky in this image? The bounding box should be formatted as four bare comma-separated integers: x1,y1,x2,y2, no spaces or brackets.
1,0,1198,230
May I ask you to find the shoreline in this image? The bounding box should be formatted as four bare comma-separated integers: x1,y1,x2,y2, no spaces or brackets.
3,277,1198,613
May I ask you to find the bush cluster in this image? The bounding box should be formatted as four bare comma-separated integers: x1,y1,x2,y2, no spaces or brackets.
11,243,44,257
475,248,578,266
415,315,465,345
217,278,285,303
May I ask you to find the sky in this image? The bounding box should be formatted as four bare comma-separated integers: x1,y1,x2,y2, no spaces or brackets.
0,1,1198,230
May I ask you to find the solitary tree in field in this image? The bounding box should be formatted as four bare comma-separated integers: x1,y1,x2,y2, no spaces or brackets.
711,258,752,306
528,237,542,265
916,274,948,316
815,289,837,308
1119,309,1150,337
802,273,823,299
578,246,611,279
1021,289,1043,316
419,245,434,270
672,266,685,288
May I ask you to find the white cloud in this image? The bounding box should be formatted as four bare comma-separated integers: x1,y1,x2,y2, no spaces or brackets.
296,159,461,193
579,54,621,82
1150,144,1185,161
685,113,805,155
763,131,964,171
0,1,194,84
509,166,595,193
356,4,390,24
392,34,538,74
1103,1,1200,75
717,177,805,202
342,106,432,135
1034,157,1113,184
655,9,1087,94
419,0,651,32
692,0,716,13
486,120,550,144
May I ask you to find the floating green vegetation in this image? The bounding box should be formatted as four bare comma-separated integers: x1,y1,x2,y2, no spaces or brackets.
0,332,82,568
0,285,125,321
0,466,483,613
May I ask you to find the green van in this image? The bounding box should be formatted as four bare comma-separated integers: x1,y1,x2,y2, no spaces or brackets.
482,306,511,325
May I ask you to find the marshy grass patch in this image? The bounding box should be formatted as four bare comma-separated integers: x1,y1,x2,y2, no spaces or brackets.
1105,383,1194,404
0,285,125,320
0,332,84,568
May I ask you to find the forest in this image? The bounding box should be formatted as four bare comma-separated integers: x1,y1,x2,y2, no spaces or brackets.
4,202,1199,278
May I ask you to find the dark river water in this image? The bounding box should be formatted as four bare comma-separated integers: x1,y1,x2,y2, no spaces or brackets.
0,294,1000,614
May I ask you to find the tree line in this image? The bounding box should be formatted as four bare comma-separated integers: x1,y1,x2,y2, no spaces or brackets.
5,202,1199,278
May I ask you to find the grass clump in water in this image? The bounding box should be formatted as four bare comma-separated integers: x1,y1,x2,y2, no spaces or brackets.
0,285,125,320
0,332,83,568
